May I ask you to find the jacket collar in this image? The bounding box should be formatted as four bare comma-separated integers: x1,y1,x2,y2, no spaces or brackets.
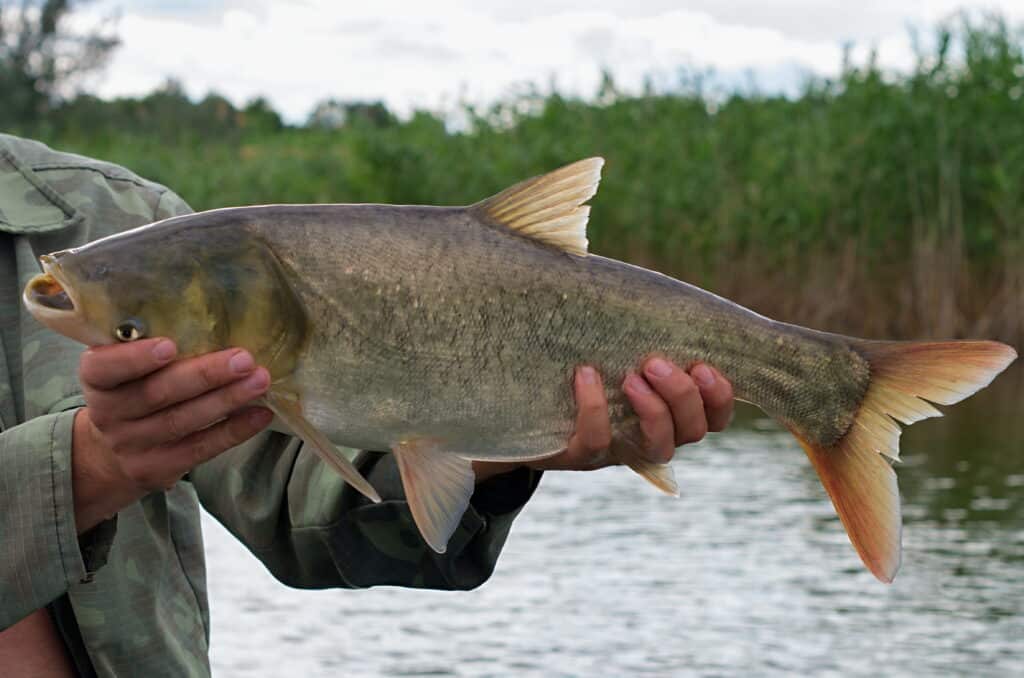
0,138,82,235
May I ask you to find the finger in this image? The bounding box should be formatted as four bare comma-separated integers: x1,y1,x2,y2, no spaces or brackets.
691,364,735,432
79,338,177,391
642,358,707,447
623,372,676,463
117,368,270,448
90,348,259,421
128,407,273,490
169,407,274,473
564,366,612,467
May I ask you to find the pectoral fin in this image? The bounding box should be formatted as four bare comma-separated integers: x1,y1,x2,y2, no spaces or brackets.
263,390,381,503
392,439,476,554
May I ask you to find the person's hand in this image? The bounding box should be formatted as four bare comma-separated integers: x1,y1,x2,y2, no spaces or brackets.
71,338,273,533
474,358,734,481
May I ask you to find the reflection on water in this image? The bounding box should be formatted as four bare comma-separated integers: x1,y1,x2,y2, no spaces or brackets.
203,366,1024,677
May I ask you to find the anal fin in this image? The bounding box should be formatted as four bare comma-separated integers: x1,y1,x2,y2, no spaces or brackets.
392,439,476,554
263,390,381,503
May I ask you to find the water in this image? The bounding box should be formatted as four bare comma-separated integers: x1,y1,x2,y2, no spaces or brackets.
203,369,1024,677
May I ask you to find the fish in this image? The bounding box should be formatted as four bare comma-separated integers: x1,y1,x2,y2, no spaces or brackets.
23,158,1017,582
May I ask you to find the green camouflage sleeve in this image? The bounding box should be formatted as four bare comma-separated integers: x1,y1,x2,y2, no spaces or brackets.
0,409,116,629
191,434,540,590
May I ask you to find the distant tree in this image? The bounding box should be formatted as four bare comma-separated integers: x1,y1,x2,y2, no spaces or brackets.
0,0,118,126
307,98,396,129
242,96,283,132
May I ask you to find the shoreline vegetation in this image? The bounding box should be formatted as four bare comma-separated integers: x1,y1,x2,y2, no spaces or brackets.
11,15,1024,348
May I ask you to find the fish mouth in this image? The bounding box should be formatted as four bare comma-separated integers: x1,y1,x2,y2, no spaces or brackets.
22,253,112,346
25,254,77,314
26,273,75,311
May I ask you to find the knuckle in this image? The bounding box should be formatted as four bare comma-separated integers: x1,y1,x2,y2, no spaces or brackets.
678,418,708,445
580,400,606,421
672,375,699,399
195,360,220,391
638,396,668,419
162,408,187,441
141,380,169,410
188,438,213,467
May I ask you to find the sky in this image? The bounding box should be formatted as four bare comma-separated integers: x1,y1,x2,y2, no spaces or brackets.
77,1,1024,122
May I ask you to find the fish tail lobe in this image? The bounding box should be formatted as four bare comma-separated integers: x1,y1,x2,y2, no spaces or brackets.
795,339,1016,583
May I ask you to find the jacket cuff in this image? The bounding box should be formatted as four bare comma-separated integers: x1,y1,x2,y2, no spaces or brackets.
470,465,542,516
325,453,541,590
0,409,114,628
77,516,118,581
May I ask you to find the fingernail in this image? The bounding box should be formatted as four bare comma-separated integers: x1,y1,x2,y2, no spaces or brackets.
645,358,673,379
229,350,255,374
624,373,653,395
152,340,175,361
692,364,715,388
578,366,597,385
243,369,269,392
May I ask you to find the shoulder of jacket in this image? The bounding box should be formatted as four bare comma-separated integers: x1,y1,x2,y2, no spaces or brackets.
0,133,173,199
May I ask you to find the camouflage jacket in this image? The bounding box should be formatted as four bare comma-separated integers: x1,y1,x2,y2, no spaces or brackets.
0,134,540,677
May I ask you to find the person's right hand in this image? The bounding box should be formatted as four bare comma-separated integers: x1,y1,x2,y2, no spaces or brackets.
71,338,273,533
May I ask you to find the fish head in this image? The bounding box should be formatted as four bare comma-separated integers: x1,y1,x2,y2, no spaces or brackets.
23,215,310,377
23,241,216,351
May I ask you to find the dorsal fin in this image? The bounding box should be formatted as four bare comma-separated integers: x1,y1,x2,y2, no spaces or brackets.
471,157,604,256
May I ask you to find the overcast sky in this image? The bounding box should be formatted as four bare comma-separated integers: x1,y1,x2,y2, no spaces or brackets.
80,1,1024,122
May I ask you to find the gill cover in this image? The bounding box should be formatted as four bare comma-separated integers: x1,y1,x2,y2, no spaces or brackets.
183,240,311,380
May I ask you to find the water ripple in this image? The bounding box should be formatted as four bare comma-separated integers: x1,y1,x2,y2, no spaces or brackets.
204,405,1024,677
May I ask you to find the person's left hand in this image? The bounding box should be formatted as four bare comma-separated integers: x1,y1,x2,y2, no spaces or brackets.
474,358,734,481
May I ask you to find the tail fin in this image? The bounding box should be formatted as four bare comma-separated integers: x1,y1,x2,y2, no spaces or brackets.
794,340,1016,583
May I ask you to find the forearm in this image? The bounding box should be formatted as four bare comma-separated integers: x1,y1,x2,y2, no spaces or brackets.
191,434,540,591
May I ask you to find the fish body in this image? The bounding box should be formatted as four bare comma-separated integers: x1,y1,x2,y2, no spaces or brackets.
24,159,1017,581
234,204,863,459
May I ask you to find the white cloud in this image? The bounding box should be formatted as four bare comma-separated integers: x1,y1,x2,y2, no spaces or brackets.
82,1,1024,122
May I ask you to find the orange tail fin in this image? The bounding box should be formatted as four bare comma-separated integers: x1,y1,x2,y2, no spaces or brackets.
795,340,1016,583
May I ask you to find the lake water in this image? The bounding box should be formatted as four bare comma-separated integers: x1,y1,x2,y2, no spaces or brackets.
202,367,1024,677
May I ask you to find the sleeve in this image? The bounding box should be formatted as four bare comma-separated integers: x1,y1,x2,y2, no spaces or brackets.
0,408,116,630
153,187,193,219
189,433,541,591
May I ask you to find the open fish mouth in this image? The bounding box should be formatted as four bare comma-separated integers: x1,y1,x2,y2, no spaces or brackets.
25,272,75,311
23,253,114,346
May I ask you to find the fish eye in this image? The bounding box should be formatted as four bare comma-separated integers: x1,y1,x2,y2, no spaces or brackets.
114,319,146,342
